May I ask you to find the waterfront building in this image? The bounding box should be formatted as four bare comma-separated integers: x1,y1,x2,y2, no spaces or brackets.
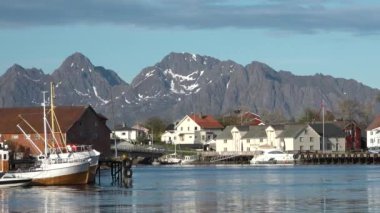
241,125,268,151
112,124,147,143
215,125,250,152
162,114,223,147
277,125,321,152
309,123,346,152
0,106,111,158
334,120,362,151
366,116,380,149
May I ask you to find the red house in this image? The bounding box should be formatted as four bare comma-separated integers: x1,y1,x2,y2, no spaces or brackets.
0,106,111,158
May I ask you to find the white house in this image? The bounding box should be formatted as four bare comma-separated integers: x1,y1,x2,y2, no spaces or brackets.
309,123,346,152
277,125,321,152
215,125,250,152
112,124,147,143
240,125,268,151
162,114,224,146
367,116,380,149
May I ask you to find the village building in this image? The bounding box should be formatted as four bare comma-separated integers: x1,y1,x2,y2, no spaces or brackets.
215,125,250,152
161,114,224,147
241,125,268,151
309,123,346,152
366,116,380,150
112,124,147,144
334,120,363,151
0,106,111,158
277,125,321,152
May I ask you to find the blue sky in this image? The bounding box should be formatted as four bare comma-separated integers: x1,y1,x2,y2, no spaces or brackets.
0,0,379,88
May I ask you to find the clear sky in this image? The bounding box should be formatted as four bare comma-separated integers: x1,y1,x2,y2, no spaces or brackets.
0,0,379,88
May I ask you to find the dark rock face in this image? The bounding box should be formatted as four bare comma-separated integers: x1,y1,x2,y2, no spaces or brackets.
0,52,378,126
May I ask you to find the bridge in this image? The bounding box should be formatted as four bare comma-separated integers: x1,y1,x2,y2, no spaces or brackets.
110,142,166,158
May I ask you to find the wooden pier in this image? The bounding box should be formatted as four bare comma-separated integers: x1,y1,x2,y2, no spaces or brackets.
97,158,132,186
295,152,380,165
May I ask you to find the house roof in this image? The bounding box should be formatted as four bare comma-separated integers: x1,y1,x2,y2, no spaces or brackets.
0,106,98,134
215,126,234,140
367,116,380,131
242,125,267,139
114,125,134,131
277,124,306,138
189,114,224,129
309,123,345,138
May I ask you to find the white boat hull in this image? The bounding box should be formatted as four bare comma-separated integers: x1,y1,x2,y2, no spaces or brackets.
0,174,32,188
49,147,100,183
13,160,90,186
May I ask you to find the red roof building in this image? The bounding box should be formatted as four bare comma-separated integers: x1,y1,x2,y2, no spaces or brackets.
0,106,111,158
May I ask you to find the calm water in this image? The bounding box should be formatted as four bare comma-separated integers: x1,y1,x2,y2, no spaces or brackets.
2,165,380,212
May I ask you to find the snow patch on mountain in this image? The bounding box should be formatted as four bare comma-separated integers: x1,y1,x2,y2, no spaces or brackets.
145,69,155,78
92,86,109,104
74,89,90,97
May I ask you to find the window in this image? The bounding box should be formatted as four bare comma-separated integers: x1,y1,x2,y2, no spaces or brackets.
189,136,192,139
247,139,250,143
195,127,198,130
247,147,250,151
174,136,176,140
300,146,303,151
224,147,227,151
260,138,263,142
94,121,98,127
304,129,308,134
300,137,304,142
11,135,19,139
310,146,314,151
122,132,126,135
181,127,183,131
310,137,314,142
188,127,190,131
202,136,205,140
224,139,227,143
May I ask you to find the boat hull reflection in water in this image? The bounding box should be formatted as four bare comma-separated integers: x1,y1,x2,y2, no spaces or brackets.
2,165,380,212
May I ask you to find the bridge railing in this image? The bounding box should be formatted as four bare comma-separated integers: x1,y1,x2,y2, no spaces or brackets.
112,144,166,154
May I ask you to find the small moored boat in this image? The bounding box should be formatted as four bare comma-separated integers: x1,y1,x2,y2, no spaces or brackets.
250,149,294,165
0,173,32,188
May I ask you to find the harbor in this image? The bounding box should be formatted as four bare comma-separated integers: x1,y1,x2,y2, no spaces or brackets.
2,165,380,212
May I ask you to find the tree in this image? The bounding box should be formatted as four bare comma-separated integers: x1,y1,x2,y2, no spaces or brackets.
298,107,335,124
298,108,320,123
260,109,288,124
143,117,168,144
338,99,361,121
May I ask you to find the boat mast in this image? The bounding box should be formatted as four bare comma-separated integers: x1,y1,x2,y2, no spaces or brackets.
50,82,55,138
322,99,325,153
43,91,48,156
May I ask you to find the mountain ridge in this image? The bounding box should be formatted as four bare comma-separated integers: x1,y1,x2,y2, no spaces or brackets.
0,52,378,126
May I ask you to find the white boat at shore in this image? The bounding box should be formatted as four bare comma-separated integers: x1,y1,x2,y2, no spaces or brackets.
0,173,32,188
250,149,294,165
12,92,91,185
181,155,198,165
12,156,90,185
48,145,100,183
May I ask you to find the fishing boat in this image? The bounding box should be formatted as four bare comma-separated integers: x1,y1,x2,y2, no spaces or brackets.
180,155,198,165
48,145,100,183
250,149,294,165
159,144,182,165
11,92,91,185
0,173,32,188
42,83,100,183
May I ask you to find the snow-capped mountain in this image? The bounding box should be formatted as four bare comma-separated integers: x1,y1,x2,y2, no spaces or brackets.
0,52,379,126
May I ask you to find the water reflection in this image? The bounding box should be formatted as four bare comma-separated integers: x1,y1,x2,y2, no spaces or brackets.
2,165,380,212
